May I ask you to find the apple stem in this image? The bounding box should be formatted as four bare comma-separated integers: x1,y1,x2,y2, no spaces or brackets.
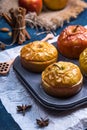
53,63,64,70
72,25,79,32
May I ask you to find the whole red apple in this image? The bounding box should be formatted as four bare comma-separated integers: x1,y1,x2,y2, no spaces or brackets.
18,0,43,15
57,25,87,59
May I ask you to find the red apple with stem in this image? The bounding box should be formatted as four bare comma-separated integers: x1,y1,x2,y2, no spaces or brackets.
18,0,43,15
57,25,87,59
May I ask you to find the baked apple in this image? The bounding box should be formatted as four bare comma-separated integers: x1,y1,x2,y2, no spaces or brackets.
20,41,58,72
57,25,87,59
42,61,83,98
43,0,68,10
79,48,87,76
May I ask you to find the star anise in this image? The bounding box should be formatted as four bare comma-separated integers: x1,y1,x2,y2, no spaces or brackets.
36,117,49,128
17,104,32,116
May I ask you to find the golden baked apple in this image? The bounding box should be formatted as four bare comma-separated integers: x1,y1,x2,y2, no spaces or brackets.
42,61,83,98
79,48,87,76
20,41,58,72
43,0,68,10
57,25,87,59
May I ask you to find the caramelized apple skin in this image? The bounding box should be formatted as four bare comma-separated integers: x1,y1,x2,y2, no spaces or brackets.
58,25,87,59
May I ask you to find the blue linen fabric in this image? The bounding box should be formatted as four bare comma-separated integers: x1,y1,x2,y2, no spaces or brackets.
0,0,87,49
0,100,21,130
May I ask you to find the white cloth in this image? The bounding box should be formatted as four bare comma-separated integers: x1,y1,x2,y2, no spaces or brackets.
0,42,87,130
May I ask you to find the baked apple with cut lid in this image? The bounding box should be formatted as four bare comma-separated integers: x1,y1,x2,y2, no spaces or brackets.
20,41,58,72
57,25,87,59
41,61,83,98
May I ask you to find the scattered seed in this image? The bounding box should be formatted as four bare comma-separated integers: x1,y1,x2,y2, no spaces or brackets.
0,27,10,32
8,32,12,36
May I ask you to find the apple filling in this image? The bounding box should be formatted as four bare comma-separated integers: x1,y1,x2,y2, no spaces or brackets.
42,61,83,97
20,41,58,72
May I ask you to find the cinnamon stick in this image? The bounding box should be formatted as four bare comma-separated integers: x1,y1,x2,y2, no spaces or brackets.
2,7,31,45
25,29,31,39
2,13,13,27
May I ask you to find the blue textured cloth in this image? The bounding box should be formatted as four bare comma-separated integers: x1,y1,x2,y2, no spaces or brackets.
0,100,21,130
0,0,87,49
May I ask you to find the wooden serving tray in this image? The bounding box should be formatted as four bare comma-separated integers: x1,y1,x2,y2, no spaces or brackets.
13,43,87,110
